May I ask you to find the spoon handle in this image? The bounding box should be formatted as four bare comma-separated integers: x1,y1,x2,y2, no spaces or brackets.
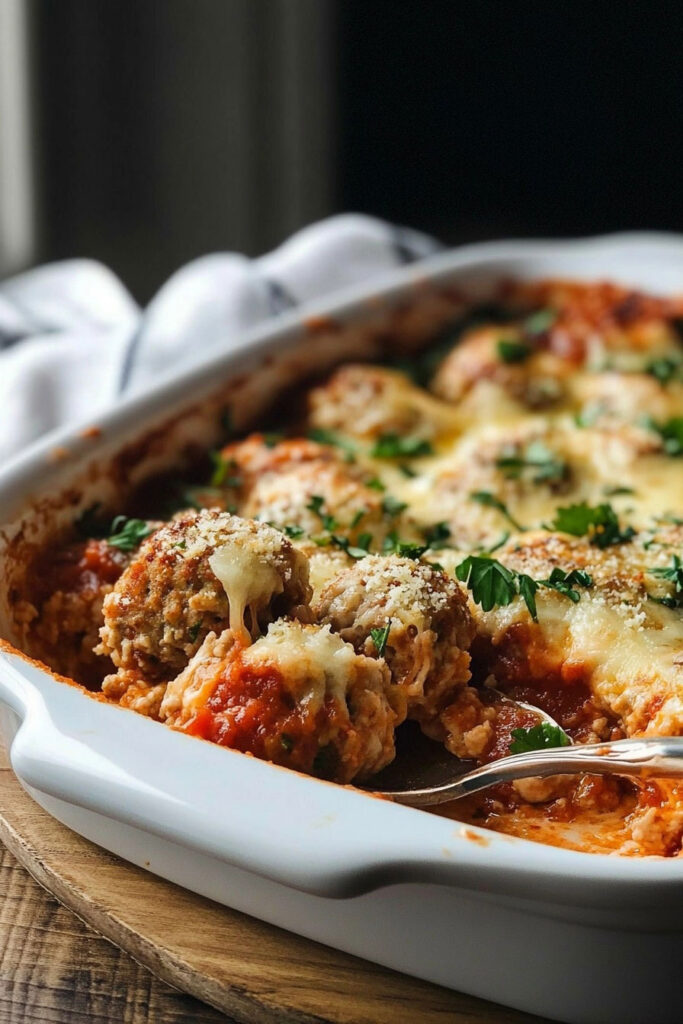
387,737,683,807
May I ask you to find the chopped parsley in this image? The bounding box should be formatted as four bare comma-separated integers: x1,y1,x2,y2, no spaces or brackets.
497,339,531,364
516,574,540,620
209,451,242,488
538,567,593,603
281,524,304,539
370,622,391,658
549,502,635,548
75,502,107,538
262,432,284,448
307,427,357,459
648,416,683,456
366,476,386,492
509,722,571,754
496,440,568,485
603,486,635,497
648,555,683,608
382,531,428,560
398,463,418,478
371,433,434,459
323,532,372,560
645,356,682,386
456,556,592,621
382,495,408,517
188,621,202,643
480,531,510,554
470,491,525,531
574,403,604,428
523,308,557,337
455,556,519,613
306,495,337,531
106,516,154,551
422,521,451,547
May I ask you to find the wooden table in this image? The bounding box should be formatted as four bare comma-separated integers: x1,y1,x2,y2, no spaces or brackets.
0,843,229,1024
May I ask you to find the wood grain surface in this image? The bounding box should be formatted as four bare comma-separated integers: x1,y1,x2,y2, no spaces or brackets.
0,746,545,1024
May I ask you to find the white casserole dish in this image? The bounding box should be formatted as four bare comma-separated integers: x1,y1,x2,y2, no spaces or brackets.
1,233,683,1024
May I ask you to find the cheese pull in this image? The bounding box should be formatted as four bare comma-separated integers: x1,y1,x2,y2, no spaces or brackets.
209,544,284,642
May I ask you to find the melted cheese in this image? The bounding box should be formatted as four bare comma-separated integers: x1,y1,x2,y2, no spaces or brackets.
209,545,283,640
244,621,363,710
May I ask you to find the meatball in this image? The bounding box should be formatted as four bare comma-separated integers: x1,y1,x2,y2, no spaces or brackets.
307,364,457,442
313,555,475,726
431,325,568,409
160,621,404,783
220,436,397,547
182,436,346,517
570,370,683,427
98,509,311,682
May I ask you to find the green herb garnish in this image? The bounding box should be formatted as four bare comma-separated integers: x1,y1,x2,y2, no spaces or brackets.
422,521,451,547
497,339,531,364
75,502,107,538
262,432,284,448
538,567,593,603
481,531,510,554
523,308,557,336
455,556,519,613
371,433,434,459
382,531,428,560
574,403,604,428
282,524,304,539
603,486,635,497
307,427,357,458
549,502,635,548
382,495,408,517
366,476,386,492
509,722,571,754
648,555,683,608
306,495,337,531
496,440,568,485
107,516,154,551
648,417,683,456
645,357,682,386
326,532,372,560
456,556,592,621
370,622,391,658
398,463,418,478
188,621,202,643
209,451,242,488
470,491,525,531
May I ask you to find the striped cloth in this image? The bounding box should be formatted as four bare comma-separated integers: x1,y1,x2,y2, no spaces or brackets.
0,215,438,465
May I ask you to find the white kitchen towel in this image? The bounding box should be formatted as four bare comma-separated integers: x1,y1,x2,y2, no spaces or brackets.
0,214,439,465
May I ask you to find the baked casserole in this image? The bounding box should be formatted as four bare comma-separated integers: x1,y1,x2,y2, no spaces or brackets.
12,278,683,858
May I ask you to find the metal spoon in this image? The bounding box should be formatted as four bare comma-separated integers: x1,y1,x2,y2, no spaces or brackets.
365,701,683,808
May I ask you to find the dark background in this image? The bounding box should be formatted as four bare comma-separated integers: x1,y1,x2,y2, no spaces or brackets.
27,0,683,301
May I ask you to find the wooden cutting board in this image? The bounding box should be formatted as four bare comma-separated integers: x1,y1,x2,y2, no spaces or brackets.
0,745,544,1024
